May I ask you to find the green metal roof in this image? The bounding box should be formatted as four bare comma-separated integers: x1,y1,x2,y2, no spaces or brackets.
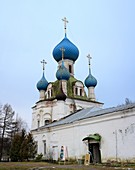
49,76,88,100
82,134,101,141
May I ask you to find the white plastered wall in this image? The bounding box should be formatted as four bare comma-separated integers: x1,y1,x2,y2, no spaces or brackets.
32,107,135,162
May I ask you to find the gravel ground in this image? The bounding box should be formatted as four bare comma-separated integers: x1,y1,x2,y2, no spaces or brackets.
29,164,135,170
35,165,108,169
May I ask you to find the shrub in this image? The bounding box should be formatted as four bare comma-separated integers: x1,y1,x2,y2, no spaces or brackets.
35,153,43,162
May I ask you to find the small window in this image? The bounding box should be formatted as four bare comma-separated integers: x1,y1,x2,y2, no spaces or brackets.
51,89,53,96
69,65,72,73
80,89,82,96
75,87,78,95
48,91,50,98
43,140,46,155
35,141,38,154
37,120,40,128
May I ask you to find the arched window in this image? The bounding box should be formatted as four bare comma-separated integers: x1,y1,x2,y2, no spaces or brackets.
69,65,72,73
46,84,53,99
80,88,82,96
48,91,50,98
43,140,46,155
37,120,40,128
74,81,84,97
51,89,53,96
44,119,50,125
75,87,78,95
43,113,51,125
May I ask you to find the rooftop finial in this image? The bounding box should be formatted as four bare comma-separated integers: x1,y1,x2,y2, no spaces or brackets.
87,54,92,74
41,59,47,71
62,17,68,35
60,47,65,61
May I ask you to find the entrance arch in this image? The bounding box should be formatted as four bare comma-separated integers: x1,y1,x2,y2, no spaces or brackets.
82,134,101,163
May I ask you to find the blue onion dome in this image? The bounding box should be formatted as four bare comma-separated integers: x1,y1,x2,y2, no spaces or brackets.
53,34,79,62
37,72,48,91
85,73,97,88
56,61,70,80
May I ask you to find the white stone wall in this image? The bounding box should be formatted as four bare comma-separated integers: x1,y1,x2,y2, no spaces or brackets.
31,97,103,130
32,107,135,162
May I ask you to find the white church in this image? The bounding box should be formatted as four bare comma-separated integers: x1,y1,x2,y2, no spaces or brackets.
31,18,135,163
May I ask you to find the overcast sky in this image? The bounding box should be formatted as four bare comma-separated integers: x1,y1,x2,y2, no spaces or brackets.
0,0,135,128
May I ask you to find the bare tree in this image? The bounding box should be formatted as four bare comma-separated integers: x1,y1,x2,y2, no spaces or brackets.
125,98,132,105
0,104,15,161
0,104,2,137
14,115,28,133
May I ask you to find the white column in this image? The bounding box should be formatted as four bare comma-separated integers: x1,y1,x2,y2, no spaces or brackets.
62,80,67,95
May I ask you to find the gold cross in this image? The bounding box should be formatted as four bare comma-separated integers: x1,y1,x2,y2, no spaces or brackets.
41,59,47,71
62,17,69,34
60,47,65,60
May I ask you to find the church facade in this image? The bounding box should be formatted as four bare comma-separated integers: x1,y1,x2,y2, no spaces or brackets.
31,18,135,163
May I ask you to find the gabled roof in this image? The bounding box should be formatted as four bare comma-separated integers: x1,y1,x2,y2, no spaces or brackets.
39,102,135,129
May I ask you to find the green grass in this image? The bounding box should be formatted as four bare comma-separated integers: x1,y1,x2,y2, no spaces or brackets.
0,162,135,170
0,162,48,170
